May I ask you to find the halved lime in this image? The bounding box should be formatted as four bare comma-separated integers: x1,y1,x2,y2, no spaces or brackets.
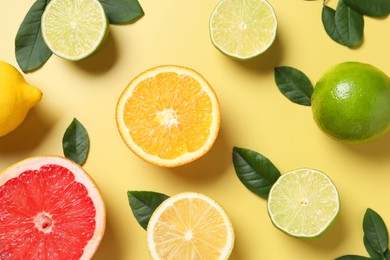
209,0,277,60
41,0,108,61
267,168,339,238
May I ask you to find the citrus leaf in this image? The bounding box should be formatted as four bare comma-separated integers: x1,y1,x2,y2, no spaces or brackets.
127,191,169,230
62,118,89,165
274,66,313,106
99,0,144,24
232,147,281,199
322,5,346,46
364,235,387,260
335,256,371,260
344,0,390,17
15,0,52,73
335,0,364,48
363,208,389,255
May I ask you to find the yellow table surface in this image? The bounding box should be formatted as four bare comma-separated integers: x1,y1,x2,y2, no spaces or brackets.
1,0,390,259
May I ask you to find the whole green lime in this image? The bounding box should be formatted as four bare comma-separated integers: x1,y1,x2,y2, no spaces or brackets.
311,62,390,143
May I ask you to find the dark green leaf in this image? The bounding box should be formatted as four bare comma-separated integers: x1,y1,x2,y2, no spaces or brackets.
385,248,390,260
335,256,371,260
364,235,387,260
363,208,389,254
344,0,390,17
62,118,89,165
232,147,281,199
335,0,364,48
127,191,169,230
99,0,144,24
274,66,313,106
322,5,346,46
15,0,52,73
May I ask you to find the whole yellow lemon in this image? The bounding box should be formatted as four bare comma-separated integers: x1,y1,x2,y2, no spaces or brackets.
0,60,42,137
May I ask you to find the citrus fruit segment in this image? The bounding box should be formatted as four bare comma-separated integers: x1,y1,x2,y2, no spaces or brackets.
41,0,108,61
0,60,42,137
115,65,221,167
209,0,277,60
147,192,235,260
0,156,105,259
312,62,390,143
267,168,339,238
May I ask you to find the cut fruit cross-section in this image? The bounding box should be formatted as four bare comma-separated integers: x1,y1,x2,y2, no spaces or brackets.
267,168,340,238
0,156,105,259
41,0,108,61
116,65,221,167
147,192,235,259
209,0,278,60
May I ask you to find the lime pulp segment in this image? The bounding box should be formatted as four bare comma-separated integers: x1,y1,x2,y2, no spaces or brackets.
209,0,277,59
41,0,108,61
267,168,339,238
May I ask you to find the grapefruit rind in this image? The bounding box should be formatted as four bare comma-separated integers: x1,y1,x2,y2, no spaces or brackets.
0,155,106,259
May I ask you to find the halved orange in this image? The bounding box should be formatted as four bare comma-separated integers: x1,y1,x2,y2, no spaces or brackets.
115,65,221,167
146,192,235,259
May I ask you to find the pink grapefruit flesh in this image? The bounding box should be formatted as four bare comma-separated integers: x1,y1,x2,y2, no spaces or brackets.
0,156,105,259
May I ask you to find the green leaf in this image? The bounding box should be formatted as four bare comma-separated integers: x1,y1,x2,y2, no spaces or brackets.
364,235,387,260
62,118,89,165
335,256,371,260
127,191,169,230
321,5,346,46
232,147,281,199
15,0,52,73
274,66,313,106
99,0,144,24
335,0,364,48
344,0,390,17
363,208,389,255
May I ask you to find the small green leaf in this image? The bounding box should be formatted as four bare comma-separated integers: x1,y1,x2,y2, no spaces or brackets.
62,118,89,165
127,191,169,230
344,0,390,17
322,5,346,46
335,256,371,260
232,147,281,199
364,235,386,260
15,0,52,73
335,0,364,48
99,0,144,24
274,66,313,106
363,208,389,255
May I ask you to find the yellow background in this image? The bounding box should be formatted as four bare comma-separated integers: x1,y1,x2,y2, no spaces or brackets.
1,0,390,259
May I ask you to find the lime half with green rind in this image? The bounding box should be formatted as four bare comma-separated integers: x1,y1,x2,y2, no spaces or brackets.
267,168,340,238
209,0,277,60
41,0,109,61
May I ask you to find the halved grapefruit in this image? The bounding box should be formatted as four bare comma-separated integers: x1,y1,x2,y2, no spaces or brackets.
0,156,105,259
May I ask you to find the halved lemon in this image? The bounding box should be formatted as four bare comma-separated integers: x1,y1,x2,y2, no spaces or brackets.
267,168,340,238
209,0,278,59
146,192,235,259
115,65,221,167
